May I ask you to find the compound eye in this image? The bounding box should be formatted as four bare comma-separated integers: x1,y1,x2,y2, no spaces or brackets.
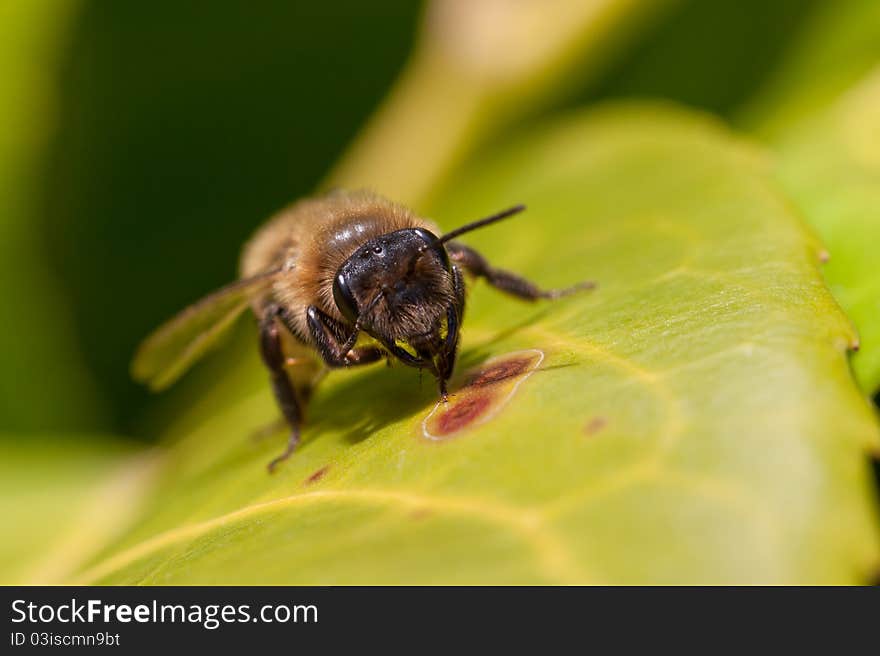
413,228,450,271
332,271,359,323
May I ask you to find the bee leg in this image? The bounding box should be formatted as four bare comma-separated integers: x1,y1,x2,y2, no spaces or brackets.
435,267,465,402
306,305,383,367
452,263,467,316
447,242,595,300
260,306,303,473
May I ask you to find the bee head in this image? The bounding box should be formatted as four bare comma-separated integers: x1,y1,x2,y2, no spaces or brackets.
332,228,456,360
330,205,524,381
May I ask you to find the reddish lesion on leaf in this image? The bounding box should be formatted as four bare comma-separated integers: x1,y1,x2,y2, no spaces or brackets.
583,416,608,436
422,349,544,440
410,507,433,521
436,395,493,433
304,465,330,485
466,356,536,388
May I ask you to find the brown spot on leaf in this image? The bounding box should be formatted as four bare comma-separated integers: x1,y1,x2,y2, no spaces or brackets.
584,416,608,436
410,508,433,520
305,465,330,485
422,349,544,440
437,394,493,434
467,357,534,388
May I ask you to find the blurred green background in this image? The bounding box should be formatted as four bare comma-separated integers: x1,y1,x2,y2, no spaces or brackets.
2,0,850,439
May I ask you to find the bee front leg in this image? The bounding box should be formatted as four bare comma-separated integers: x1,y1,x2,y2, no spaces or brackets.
260,306,304,472
436,266,466,401
306,305,383,368
447,242,594,300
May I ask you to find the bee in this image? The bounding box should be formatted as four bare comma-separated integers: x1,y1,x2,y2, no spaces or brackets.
132,190,592,471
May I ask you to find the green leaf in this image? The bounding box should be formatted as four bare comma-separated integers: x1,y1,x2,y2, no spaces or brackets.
739,0,880,393
68,105,879,585
0,434,160,584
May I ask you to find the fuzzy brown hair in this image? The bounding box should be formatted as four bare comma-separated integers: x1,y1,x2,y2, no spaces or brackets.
239,189,441,344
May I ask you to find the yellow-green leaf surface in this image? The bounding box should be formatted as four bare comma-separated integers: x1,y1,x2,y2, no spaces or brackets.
0,435,160,584
739,0,880,393
71,105,880,585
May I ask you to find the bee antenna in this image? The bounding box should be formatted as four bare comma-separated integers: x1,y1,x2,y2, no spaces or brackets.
406,204,526,274
437,204,526,244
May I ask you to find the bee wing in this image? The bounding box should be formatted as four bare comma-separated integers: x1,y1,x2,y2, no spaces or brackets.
131,269,283,391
